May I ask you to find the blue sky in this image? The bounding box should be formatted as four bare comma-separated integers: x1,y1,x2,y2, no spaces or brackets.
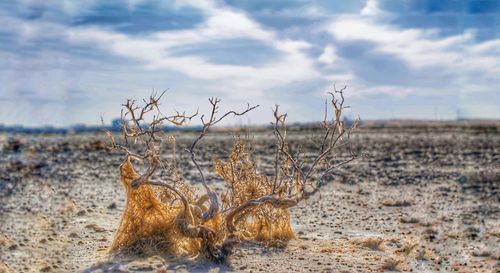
0,0,499,126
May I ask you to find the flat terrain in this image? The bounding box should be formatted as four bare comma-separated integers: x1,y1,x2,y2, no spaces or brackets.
1,123,499,272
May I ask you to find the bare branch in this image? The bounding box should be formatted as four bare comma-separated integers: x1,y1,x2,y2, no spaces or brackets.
107,86,362,263
187,98,259,221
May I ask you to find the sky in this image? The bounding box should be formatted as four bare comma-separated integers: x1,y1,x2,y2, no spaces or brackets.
0,0,499,127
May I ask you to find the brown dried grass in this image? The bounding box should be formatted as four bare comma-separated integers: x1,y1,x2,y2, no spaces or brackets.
111,142,295,258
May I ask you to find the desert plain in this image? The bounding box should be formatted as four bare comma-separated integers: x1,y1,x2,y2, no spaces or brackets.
1,122,499,272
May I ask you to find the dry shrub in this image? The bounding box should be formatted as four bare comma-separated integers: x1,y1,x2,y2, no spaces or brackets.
214,140,295,245
105,87,363,262
380,257,402,271
110,159,194,255
381,198,412,207
399,216,419,224
471,249,491,257
80,140,109,152
398,242,417,256
355,237,384,251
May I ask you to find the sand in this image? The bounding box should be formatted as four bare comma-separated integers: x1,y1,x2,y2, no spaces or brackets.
1,124,498,272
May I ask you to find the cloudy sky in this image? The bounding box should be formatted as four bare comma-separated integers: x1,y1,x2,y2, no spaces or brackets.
0,0,499,126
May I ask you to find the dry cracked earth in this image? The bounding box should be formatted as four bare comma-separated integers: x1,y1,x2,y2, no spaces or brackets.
0,123,499,273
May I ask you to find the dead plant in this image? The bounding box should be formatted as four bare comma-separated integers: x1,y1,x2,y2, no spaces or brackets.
104,86,363,263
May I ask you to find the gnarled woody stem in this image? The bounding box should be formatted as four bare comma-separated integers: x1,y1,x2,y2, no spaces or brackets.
106,89,362,263
188,99,259,222
218,193,302,257
143,179,217,244
225,194,300,234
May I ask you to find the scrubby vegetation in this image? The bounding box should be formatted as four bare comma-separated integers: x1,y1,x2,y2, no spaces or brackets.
104,87,363,263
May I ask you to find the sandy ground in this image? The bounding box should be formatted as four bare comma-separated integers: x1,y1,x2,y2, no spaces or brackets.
0,124,499,273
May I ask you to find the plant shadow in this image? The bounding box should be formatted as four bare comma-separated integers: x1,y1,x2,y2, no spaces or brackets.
82,251,233,273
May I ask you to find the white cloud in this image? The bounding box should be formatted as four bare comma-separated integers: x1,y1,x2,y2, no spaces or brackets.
0,2,334,126
327,18,460,68
0,0,324,92
349,85,419,97
2,0,499,124
326,17,500,80
360,0,383,16
62,2,324,91
320,12,500,121
318,45,337,64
